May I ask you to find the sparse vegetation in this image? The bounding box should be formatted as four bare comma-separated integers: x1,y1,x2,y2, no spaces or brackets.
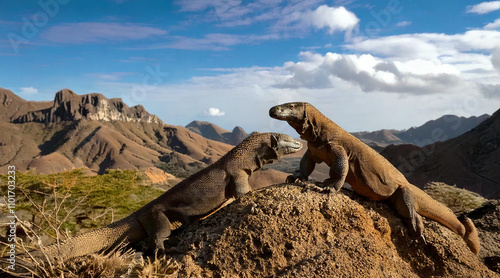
0,170,176,277
424,181,487,214
0,169,165,239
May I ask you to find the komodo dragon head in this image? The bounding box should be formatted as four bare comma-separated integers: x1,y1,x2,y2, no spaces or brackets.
246,132,302,167
269,102,315,136
269,102,308,122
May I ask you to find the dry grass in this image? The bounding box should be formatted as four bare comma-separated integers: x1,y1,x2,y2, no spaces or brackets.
424,181,488,214
0,171,178,277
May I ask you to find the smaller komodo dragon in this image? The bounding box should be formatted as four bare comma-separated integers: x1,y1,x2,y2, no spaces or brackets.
269,102,480,255
1,132,302,275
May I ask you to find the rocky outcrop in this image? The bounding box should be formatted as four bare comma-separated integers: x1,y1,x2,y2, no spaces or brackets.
186,120,249,145
13,89,163,124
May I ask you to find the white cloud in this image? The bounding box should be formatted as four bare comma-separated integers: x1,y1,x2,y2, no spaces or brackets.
41,22,167,44
491,48,500,70
205,107,226,116
484,18,500,29
466,1,500,14
346,30,500,64
307,5,359,34
396,21,412,27
20,87,38,95
278,52,462,94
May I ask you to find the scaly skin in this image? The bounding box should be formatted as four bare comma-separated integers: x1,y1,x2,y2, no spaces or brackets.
269,102,480,255
2,132,302,275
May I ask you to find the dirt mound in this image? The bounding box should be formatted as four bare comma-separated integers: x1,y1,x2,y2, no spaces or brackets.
469,200,500,272
166,184,497,277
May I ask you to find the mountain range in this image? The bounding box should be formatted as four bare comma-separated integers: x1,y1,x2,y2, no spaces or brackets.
352,114,490,149
1,87,498,198
380,109,500,198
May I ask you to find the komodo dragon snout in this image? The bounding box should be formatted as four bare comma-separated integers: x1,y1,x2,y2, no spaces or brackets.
269,102,307,122
270,133,302,157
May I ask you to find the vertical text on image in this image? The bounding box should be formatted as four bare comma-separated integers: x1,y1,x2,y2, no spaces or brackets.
6,165,17,270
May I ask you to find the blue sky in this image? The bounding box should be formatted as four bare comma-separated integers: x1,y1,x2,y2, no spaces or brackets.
2,0,500,134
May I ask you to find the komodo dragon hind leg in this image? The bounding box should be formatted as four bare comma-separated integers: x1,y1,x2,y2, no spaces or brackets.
389,186,426,244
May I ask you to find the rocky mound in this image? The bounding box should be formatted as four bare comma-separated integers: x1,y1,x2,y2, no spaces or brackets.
165,184,498,277
469,200,500,273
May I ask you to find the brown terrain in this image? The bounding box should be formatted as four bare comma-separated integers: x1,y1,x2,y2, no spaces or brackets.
0,88,283,187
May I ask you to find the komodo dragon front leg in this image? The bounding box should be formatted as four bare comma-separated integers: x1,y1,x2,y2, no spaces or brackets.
230,169,252,197
290,143,349,193
138,205,174,255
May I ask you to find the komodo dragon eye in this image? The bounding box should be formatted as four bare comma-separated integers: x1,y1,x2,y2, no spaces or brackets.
289,104,295,109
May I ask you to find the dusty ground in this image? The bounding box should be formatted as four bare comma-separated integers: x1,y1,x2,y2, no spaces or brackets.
163,184,498,278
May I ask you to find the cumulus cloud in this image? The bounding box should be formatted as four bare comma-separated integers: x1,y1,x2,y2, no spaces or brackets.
491,48,500,71
306,5,359,34
466,1,500,14
41,22,167,44
205,107,226,116
278,52,462,94
273,5,359,36
20,87,38,95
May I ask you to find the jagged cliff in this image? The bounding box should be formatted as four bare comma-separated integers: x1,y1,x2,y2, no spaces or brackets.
11,89,163,124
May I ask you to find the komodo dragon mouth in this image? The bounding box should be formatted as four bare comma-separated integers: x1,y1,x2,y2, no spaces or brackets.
282,139,302,152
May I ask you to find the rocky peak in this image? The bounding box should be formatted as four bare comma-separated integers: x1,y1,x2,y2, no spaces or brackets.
13,89,164,124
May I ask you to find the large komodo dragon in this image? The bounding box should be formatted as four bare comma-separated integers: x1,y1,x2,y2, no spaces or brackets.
269,102,480,255
2,132,302,274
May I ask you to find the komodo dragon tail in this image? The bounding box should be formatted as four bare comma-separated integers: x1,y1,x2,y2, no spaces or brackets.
409,183,480,255
1,215,144,276
32,215,144,260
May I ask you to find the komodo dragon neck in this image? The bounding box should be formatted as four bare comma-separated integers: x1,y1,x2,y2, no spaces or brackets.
289,104,345,146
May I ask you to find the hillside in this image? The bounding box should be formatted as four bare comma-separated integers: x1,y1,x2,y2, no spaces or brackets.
381,108,500,198
0,88,232,175
352,114,489,148
186,120,249,145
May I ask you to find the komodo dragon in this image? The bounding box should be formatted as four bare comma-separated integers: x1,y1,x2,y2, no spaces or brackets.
1,132,301,274
269,102,480,255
